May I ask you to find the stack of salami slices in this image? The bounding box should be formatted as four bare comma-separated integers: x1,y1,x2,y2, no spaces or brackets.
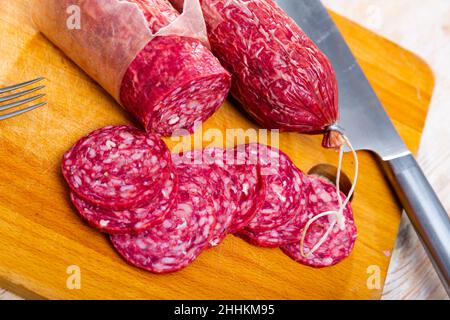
62,125,357,273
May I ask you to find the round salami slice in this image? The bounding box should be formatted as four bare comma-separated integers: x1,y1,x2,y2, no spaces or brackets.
236,172,310,248
70,170,177,234
281,176,357,268
244,144,307,232
175,148,237,247
224,146,265,234
62,125,172,209
110,163,216,273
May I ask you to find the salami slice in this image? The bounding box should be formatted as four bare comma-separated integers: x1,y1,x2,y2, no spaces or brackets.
120,0,231,136
70,170,177,234
224,146,265,234
110,162,216,273
175,148,237,247
281,176,357,268
243,144,307,232
236,175,310,248
62,125,172,210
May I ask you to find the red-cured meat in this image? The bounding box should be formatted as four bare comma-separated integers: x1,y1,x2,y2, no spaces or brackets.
171,0,342,148
62,125,172,210
174,148,237,247
241,144,307,232
70,171,177,234
281,176,357,268
110,162,216,273
33,0,231,137
236,177,310,248
120,0,231,136
225,146,265,234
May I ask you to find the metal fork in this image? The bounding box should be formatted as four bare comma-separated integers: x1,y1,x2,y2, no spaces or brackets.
0,77,47,121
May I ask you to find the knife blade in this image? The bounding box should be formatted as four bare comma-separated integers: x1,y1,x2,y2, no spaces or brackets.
276,0,450,293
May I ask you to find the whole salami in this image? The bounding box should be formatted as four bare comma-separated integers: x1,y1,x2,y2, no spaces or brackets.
33,0,231,136
281,176,357,268
171,0,343,147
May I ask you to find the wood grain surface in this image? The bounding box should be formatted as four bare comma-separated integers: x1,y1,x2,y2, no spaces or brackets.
0,0,434,299
321,0,449,300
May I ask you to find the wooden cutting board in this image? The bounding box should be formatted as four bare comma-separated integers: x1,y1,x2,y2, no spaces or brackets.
0,0,434,300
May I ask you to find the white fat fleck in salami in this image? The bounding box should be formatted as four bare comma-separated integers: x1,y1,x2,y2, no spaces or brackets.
62,125,172,210
110,162,216,273
70,171,177,234
242,144,307,232
281,176,357,268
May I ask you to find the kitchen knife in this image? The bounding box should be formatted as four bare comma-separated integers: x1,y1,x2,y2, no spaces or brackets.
276,0,450,293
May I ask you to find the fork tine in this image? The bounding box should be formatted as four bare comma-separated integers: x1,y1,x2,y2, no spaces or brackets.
0,102,47,121
0,93,46,112
0,77,45,94
0,85,45,103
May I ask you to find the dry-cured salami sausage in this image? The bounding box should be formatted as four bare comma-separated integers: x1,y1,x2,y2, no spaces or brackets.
171,0,342,147
236,177,310,248
121,0,232,136
33,0,231,137
225,146,265,234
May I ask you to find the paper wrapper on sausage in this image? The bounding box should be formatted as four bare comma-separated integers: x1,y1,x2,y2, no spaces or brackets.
32,0,231,136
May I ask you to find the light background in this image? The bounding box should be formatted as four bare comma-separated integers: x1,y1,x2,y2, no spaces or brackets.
1,0,449,300
323,0,450,300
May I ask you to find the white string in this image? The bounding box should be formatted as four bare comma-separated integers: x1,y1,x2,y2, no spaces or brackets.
300,135,359,258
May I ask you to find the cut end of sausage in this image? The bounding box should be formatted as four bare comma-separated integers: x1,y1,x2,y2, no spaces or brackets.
146,73,231,136
120,35,231,138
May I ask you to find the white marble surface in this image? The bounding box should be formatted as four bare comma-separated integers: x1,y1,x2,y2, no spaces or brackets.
1,0,449,300
323,0,450,300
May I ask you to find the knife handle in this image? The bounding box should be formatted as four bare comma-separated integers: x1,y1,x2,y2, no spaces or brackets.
383,154,450,294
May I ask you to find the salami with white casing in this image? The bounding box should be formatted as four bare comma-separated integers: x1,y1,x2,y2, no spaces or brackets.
33,0,231,136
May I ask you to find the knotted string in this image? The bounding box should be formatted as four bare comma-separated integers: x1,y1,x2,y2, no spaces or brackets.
300,135,359,258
